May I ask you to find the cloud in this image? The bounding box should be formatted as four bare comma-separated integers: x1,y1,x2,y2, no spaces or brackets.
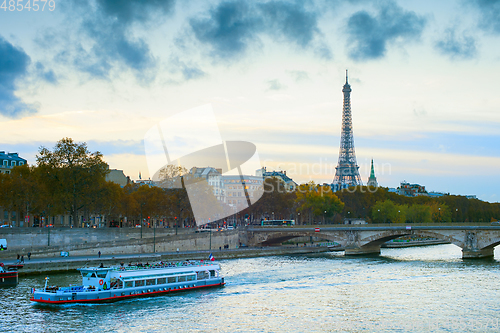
346,2,426,60
288,70,309,82
314,44,333,59
0,36,37,118
63,0,176,82
35,62,58,84
169,57,206,81
257,1,319,47
267,79,286,91
95,0,175,26
189,0,328,60
435,28,477,60
87,139,145,156
189,1,262,60
469,0,500,34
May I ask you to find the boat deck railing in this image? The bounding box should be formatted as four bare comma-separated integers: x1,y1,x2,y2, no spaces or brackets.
116,261,217,272
42,284,123,293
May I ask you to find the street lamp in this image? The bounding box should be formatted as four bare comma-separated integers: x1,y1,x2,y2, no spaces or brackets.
438,207,441,222
297,212,300,225
324,210,327,224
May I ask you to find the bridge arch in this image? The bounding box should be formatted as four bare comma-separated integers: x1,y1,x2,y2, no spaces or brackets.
250,231,337,246
359,230,464,250
246,226,500,259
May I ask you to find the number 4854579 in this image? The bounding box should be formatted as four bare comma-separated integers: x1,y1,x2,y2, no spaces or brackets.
1,0,56,11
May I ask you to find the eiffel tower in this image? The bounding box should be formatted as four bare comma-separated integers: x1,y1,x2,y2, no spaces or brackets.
332,70,362,191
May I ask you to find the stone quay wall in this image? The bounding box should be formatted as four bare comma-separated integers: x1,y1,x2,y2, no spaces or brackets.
0,228,242,258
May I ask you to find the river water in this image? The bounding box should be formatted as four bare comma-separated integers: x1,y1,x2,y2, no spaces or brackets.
2,245,500,332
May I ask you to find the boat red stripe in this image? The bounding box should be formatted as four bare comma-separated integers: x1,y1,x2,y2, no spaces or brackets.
0,274,17,278
30,282,225,304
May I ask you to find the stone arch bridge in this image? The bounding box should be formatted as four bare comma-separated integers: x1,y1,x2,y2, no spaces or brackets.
244,224,500,259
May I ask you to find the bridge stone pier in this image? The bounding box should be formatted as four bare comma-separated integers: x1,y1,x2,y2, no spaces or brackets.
246,224,500,259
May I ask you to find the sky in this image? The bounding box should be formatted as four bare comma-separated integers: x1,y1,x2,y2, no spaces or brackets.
0,0,499,202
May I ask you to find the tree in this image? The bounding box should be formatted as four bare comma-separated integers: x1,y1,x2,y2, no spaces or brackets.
92,181,123,225
429,202,451,222
36,138,109,227
158,165,187,188
296,183,344,224
406,204,432,223
8,165,43,225
249,177,296,222
372,200,402,223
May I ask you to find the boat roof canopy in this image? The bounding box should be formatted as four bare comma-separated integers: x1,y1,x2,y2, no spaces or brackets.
78,267,114,272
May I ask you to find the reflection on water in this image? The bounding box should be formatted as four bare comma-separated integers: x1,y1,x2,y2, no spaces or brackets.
2,244,500,332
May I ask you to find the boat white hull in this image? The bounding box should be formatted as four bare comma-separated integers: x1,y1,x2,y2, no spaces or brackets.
31,277,224,304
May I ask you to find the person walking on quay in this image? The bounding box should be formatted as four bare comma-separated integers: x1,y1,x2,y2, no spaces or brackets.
17,254,20,264
98,251,101,258
28,252,31,260
21,255,24,263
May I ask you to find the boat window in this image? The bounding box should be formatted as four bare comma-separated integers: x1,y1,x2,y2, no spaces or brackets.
197,271,209,280
157,278,166,284
81,272,93,277
96,272,107,279
167,277,176,284
146,279,155,286
91,273,97,278
209,270,215,278
178,276,187,282
125,281,134,288
135,280,145,287
187,275,195,281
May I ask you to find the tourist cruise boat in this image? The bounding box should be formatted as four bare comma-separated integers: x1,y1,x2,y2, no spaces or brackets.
0,263,23,287
30,260,224,304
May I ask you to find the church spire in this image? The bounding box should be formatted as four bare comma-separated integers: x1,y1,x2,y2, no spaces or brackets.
367,159,378,187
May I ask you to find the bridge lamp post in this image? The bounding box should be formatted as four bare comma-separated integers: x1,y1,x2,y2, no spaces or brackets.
297,212,300,225
438,208,441,222
272,212,274,221
398,210,400,224
324,210,327,224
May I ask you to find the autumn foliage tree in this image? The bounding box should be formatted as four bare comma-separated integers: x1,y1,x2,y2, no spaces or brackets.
295,183,344,224
36,138,109,226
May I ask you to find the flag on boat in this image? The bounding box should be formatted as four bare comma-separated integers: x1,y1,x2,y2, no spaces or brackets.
208,253,215,261
31,288,35,293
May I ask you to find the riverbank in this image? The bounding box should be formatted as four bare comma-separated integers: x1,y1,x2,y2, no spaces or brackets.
3,246,329,276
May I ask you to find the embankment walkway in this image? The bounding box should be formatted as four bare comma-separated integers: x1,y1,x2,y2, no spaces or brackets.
2,246,329,276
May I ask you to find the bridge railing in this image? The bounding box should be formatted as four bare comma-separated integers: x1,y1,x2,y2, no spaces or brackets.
250,222,495,229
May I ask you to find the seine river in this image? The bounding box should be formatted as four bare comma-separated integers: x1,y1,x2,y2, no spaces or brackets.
2,245,500,332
